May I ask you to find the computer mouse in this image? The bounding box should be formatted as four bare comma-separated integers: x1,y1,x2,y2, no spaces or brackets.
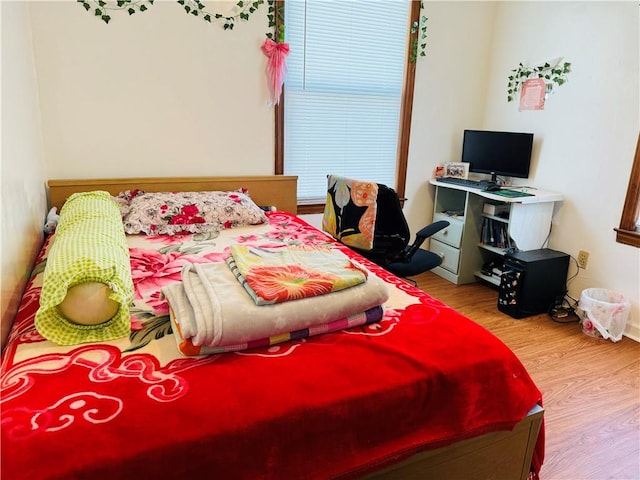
483,184,501,192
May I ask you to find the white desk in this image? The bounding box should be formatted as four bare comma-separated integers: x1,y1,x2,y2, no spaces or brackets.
429,179,563,204
428,179,563,285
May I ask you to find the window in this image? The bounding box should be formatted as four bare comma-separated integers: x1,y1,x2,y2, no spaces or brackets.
616,133,640,247
274,0,421,212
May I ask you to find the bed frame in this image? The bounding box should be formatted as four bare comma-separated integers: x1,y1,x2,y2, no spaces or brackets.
45,175,543,480
48,175,299,214
361,405,543,480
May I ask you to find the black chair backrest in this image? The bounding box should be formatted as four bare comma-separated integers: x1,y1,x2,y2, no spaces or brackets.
355,183,410,265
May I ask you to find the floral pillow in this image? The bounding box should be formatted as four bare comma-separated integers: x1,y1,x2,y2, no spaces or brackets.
115,189,268,235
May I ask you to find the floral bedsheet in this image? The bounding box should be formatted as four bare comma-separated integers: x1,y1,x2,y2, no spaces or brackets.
1,212,543,480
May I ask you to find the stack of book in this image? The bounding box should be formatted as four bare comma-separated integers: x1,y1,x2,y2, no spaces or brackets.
480,217,513,249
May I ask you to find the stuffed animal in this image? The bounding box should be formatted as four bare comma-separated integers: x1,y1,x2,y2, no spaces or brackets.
43,207,59,234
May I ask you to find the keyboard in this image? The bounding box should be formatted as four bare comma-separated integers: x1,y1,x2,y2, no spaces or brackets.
436,177,483,188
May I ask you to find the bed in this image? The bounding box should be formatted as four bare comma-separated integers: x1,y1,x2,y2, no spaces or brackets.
1,175,544,480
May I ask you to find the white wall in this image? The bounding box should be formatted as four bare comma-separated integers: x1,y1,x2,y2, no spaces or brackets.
1,1,49,348
408,1,639,340
483,1,639,339
28,1,275,178
405,1,497,235
8,1,640,340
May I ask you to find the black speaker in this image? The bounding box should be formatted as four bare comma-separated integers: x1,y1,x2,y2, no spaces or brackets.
498,248,570,319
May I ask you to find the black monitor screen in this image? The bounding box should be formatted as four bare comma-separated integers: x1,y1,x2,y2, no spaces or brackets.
462,130,533,180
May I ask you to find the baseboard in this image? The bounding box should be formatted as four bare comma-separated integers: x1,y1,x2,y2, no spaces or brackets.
623,323,640,343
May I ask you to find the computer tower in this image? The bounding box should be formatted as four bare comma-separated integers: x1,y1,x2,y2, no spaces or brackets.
498,248,570,319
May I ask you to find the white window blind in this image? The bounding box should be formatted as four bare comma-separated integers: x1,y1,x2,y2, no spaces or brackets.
284,0,410,202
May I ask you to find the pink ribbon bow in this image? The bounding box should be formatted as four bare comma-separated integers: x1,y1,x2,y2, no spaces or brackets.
261,38,290,105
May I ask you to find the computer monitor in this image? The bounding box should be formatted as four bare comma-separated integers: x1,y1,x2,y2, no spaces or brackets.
461,130,533,183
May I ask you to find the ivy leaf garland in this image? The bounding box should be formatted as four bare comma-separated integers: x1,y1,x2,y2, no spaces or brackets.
410,3,428,63
77,0,425,59
77,0,267,31
507,60,571,102
266,0,285,43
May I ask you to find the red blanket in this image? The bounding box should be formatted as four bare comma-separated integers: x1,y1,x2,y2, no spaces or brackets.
1,212,543,480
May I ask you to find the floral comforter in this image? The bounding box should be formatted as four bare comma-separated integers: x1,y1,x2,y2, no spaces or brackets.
1,212,543,480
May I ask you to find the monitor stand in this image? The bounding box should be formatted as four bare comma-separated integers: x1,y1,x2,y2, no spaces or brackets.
482,172,500,189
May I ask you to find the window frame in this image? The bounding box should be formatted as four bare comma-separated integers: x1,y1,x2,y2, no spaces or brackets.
615,133,640,247
274,0,421,214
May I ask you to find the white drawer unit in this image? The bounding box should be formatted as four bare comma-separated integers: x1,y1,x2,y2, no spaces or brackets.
432,212,464,248
429,238,461,274
429,185,484,285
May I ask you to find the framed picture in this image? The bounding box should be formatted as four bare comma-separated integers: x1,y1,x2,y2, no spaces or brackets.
444,162,469,179
519,78,546,111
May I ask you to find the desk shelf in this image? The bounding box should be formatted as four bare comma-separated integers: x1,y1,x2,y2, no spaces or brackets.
474,270,501,287
478,244,509,255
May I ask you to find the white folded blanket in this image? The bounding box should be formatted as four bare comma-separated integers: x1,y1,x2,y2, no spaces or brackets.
162,262,389,348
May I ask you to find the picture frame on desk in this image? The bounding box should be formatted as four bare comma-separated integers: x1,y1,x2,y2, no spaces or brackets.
444,162,469,179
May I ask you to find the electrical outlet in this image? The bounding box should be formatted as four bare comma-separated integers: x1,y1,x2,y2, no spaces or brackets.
577,250,590,269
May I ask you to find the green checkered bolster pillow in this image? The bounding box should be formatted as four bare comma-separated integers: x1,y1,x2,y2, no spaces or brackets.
35,191,134,345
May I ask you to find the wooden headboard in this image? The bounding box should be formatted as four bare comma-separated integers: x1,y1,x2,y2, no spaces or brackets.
47,176,298,214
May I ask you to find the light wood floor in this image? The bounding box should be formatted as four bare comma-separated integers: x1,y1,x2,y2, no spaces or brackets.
412,271,640,480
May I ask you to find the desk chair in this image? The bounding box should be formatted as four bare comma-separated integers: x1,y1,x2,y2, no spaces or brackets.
322,175,449,283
